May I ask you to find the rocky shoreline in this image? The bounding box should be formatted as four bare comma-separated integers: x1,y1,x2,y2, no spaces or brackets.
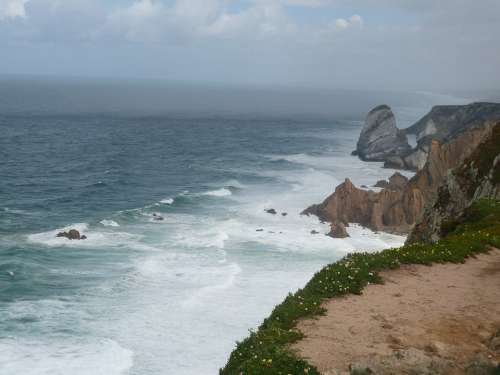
303,102,500,239
220,101,500,375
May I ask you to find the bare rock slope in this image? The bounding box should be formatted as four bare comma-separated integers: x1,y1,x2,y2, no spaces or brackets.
408,122,500,243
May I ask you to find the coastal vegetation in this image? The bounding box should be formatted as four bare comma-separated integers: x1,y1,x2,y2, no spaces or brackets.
220,199,500,374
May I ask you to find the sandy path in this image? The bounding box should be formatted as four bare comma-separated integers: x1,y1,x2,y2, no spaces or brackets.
292,249,500,374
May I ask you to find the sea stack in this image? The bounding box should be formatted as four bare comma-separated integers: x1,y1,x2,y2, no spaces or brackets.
327,221,349,238
353,105,411,162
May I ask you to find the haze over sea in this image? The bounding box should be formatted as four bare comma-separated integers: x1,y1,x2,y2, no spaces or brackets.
0,79,468,374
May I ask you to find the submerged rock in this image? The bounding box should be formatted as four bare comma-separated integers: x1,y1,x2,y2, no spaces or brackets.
281,212,288,216
56,229,86,240
265,208,277,215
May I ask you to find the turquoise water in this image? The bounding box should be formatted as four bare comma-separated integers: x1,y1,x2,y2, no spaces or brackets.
0,80,467,374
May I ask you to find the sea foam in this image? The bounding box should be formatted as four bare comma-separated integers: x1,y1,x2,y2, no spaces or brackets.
100,219,120,227
0,338,133,375
201,188,232,197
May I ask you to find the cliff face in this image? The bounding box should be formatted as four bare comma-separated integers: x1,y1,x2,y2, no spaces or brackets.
303,120,496,235
353,105,411,161
387,102,500,171
407,122,500,244
349,102,500,171
405,102,500,144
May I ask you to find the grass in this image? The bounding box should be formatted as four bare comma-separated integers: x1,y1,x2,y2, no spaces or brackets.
220,199,500,375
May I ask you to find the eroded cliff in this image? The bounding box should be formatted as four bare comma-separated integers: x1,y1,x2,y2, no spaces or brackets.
408,122,500,243
304,107,499,236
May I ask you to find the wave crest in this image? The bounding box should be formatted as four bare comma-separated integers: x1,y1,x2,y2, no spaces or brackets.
201,188,232,197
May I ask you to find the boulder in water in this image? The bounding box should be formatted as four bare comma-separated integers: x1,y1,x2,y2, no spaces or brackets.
56,229,85,240
327,221,349,238
152,213,164,221
265,208,277,215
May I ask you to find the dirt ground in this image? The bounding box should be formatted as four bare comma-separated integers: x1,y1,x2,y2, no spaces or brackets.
292,249,500,374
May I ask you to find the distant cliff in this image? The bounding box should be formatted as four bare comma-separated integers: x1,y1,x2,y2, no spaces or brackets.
353,102,500,171
304,103,500,237
391,102,500,170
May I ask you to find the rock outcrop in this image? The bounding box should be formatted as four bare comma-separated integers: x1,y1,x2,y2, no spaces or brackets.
327,221,349,238
302,175,414,234
386,172,408,190
304,121,496,234
351,102,500,171
353,105,411,162
405,102,500,144
407,122,500,244
56,229,87,240
385,102,500,171
374,179,389,188
373,175,410,190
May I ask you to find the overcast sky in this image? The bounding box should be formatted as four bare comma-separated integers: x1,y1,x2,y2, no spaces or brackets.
1,0,499,91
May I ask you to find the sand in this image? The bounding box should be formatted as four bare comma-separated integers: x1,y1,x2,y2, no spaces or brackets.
292,248,500,374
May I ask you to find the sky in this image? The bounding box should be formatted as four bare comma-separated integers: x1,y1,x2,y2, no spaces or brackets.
1,0,499,91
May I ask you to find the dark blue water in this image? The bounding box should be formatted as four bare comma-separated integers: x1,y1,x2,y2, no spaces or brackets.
2,114,327,232
0,79,467,374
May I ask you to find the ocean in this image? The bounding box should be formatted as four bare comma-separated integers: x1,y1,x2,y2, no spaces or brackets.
0,78,468,375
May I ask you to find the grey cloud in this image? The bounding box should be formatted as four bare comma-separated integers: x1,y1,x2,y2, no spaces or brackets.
0,0,499,92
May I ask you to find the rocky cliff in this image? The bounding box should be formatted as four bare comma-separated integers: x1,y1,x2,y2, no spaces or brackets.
352,105,411,161
304,105,499,237
354,102,500,171
407,122,500,243
406,102,500,144
387,102,500,170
